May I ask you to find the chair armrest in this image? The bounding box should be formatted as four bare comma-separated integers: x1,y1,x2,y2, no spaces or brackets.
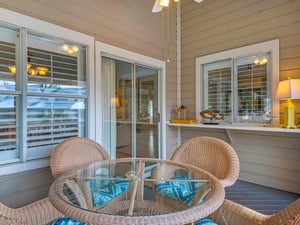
209,199,269,225
0,197,62,225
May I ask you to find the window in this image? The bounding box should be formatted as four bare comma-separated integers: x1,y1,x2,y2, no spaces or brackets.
0,17,92,167
196,40,279,125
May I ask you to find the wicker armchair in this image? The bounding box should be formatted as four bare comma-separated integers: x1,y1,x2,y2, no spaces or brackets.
208,198,300,225
50,137,110,179
50,137,111,210
0,197,62,225
171,136,240,188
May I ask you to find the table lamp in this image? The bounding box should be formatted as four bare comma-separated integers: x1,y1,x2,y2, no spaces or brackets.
275,78,300,128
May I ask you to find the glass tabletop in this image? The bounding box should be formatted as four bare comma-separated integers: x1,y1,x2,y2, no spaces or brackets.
49,158,225,225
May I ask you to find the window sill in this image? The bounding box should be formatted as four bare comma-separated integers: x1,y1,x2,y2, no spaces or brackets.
167,121,300,133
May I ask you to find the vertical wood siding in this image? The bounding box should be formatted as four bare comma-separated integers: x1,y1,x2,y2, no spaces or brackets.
180,0,300,193
0,0,178,206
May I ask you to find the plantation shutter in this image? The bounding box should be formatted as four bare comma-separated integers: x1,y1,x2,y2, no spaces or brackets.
0,27,19,162
26,43,87,159
203,59,232,120
234,54,270,123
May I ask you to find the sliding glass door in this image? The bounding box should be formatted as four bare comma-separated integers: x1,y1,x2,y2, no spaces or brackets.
101,56,160,159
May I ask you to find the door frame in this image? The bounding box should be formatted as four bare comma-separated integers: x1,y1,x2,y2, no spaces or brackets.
95,41,166,159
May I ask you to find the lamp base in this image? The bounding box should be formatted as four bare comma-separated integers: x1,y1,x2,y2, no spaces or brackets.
283,99,296,129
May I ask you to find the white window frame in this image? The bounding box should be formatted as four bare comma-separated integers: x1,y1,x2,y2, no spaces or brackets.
196,39,280,126
0,8,95,175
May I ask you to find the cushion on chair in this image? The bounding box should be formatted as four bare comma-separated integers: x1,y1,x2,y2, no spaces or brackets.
49,216,89,225
194,218,218,225
155,176,205,205
86,175,129,206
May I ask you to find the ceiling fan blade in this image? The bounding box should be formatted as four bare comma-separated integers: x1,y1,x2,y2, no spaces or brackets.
152,0,163,13
193,0,204,3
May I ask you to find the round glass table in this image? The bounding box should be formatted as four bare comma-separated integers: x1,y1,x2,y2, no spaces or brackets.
49,158,225,225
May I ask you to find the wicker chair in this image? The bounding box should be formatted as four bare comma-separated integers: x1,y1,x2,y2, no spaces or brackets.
208,198,300,225
0,197,62,225
50,137,110,179
171,136,240,188
50,137,111,210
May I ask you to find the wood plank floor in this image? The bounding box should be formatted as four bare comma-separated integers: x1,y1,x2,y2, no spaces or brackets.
225,180,300,215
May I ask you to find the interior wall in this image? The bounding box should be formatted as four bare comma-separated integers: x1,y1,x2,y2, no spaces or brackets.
0,0,178,206
179,0,300,193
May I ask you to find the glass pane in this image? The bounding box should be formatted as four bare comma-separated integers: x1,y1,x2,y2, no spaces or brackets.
116,60,133,158
0,24,19,91
207,67,231,115
101,57,117,153
102,57,160,159
0,95,19,163
234,53,270,123
27,32,87,95
27,96,86,159
203,60,232,123
135,65,159,158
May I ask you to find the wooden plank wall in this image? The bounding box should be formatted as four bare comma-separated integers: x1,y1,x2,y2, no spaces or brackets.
180,0,300,121
0,167,53,207
179,0,300,193
0,0,178,206
227,130,300,194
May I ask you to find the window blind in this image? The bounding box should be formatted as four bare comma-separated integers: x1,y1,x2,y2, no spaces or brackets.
0,34,18,159
207,67,232,116
26,47,87,158
0,41,15,76
0,27,88,163
237,63,268,116
0,95,17,152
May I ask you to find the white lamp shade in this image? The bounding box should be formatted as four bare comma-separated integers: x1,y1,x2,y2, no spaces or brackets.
159,0,169,7
275,79,300,99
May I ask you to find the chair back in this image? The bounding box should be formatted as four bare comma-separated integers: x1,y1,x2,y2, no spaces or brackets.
50,137,110,179
171,136,240,187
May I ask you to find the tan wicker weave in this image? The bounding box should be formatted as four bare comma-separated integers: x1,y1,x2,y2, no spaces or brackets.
171,136,240,187
50,136,111,210
208,198,300,225
151,164,212,211
0,197,62,225
50,137,110,179
49,158,225,225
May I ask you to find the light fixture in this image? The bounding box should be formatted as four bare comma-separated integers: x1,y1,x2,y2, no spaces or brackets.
275,77,300,128
62,44,79,54
7,65,16,74
7,64,48,76
254,58,268,65
152,0,204,13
